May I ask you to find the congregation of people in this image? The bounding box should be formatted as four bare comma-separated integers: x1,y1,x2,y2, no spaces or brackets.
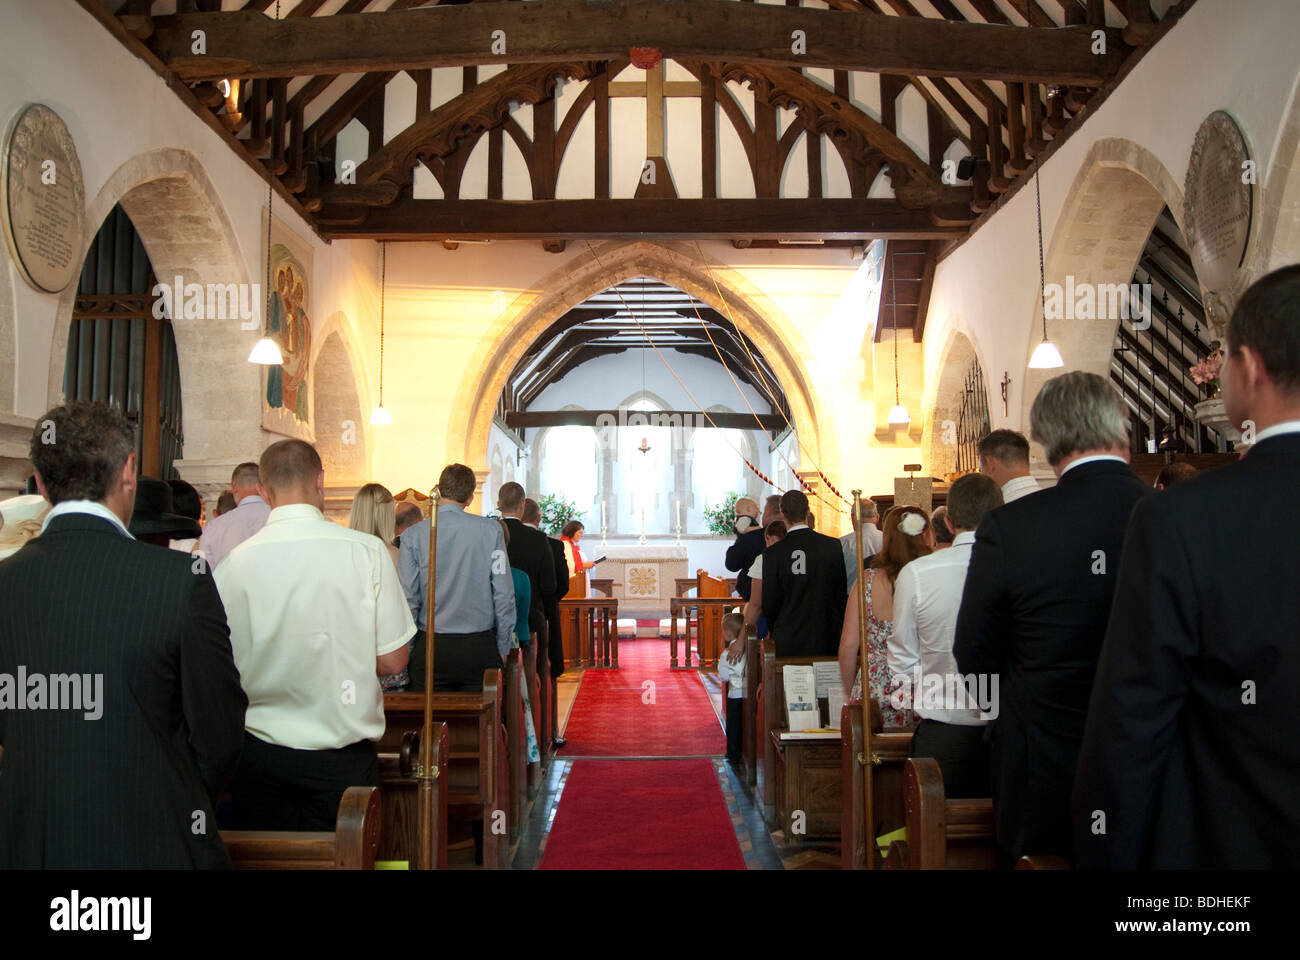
0,405,579,866
715,264,1300,869
2,265,1299,869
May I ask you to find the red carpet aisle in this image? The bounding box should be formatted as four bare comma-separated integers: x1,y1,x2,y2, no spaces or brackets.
560,639,725,756
538,759,744,870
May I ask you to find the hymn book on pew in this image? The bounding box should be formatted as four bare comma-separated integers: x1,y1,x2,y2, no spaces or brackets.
783,665,820,732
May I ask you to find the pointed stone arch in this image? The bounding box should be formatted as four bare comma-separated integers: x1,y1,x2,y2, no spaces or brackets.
311,314,371,495
48,147,262,465
450,240,841,524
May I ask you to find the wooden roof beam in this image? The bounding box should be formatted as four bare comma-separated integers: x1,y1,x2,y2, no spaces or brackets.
150,0,1122,85
317,198,971,240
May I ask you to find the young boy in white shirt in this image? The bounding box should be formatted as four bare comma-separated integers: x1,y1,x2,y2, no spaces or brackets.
716,612,746,763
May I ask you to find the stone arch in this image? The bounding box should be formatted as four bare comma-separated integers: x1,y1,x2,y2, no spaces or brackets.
311,316,370,489
1018,138,1188,433
49,148,263,468
1261,73,1300,272
921,327,984,480
450,240,840,525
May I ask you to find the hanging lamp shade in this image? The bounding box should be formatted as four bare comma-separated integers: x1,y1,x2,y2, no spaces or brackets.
368,404,392,426
1028,338,1065,369
1030,170,1064,370
887,403,911,425
248,337,284,365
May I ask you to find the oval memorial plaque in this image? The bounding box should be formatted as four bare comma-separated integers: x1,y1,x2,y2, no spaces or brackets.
1,103,86,294
1184,111,1252,294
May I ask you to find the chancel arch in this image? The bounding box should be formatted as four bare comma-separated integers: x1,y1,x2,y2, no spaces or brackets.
452,240,839,525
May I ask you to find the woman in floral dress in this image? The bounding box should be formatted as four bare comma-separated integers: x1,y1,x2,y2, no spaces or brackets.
838,505,934,728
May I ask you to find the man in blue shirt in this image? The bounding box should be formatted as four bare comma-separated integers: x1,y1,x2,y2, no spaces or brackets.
398,463,515,691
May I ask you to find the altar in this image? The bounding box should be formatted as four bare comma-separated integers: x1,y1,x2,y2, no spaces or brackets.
591,544,689,616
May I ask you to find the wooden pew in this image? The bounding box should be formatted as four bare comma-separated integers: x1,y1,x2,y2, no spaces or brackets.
741,626,761,787
755,641,840,832
884,757,998,870
381,669,510,869
220,786,382,870
377,725,450,869
502,648,527,843
881,758,1074,870
840,701,914,869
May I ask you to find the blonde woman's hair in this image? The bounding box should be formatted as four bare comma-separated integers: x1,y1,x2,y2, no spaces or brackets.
349,482,396,544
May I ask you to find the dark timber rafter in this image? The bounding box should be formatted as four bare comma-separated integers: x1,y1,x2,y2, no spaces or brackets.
148,0,1122,85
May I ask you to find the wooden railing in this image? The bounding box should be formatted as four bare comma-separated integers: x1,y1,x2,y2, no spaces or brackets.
668,596,743,669
559,597,619,669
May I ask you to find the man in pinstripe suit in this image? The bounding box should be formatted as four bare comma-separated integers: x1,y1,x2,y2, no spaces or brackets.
0,402,247,868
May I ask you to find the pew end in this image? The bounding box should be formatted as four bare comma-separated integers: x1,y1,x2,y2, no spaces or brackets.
1016,855,1072,870
220,786,382,870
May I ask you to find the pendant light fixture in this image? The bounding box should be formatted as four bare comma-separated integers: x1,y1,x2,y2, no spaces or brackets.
369,241,392,425
1028,169,1065,369
249,2,283,366
887,252,910,425
248,172,285,365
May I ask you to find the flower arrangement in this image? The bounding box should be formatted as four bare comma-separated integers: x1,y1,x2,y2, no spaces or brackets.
703,491,742,536
1190,341,1223,398
537,493,582,537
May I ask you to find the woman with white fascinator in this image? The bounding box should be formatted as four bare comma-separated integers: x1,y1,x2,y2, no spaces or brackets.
838,504,934,728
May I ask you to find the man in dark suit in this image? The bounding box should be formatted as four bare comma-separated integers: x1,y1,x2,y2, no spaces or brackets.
498,483,556,657
1075,265,1300,868
0,402,246,868
533,502,570,748
953,371,1149,864
761,490,847,657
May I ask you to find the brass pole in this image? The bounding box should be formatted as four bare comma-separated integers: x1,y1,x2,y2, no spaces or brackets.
851,489,875,869
416,487,440,870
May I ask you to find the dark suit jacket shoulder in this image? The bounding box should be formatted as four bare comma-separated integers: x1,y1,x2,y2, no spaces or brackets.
725,527,765,601
1075,436,1300,868
0,513,247,868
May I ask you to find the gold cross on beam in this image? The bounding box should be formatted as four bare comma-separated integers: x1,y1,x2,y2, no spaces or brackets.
607,61,701,198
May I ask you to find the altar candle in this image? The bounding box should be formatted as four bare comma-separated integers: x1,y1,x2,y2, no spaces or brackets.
602,499,607,530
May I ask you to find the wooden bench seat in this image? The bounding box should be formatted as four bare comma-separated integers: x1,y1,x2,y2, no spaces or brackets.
220,786,381,870
840,702,913,869
376,724,450,869
755,641,840,838
382,668,510,868
885,757,998,870
882,757,1073,870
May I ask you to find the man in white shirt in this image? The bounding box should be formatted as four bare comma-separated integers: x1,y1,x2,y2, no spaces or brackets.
197,461,270,569
978,429,1041,503
215,439,413,831
888,473,1003,798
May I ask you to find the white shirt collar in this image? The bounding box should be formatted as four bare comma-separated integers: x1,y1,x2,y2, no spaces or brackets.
266,503,325,524
41,500,134,539
235,493,266,507
950,530,976,547
786,523,809,532
1253,420,1300,444
1061,454,1127,475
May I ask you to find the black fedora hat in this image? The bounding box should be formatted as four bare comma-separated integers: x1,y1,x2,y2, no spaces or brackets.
129,477,202,539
